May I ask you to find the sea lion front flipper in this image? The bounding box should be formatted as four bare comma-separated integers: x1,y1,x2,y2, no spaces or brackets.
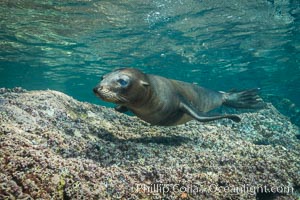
114,105,128,113
179,102,241,123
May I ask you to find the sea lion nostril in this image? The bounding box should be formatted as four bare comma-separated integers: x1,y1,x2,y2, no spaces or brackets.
93,86,104,93
93,87,98,93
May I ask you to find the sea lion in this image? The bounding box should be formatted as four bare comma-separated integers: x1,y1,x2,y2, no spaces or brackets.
93,68,265,126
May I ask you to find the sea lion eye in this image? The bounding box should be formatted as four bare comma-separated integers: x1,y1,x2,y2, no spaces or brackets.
117,79,128,87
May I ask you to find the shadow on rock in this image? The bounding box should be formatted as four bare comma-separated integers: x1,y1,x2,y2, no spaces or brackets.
126,135,191,145
91,127,191,146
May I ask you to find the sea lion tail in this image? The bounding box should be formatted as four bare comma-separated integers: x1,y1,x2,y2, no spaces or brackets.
222,88,266,109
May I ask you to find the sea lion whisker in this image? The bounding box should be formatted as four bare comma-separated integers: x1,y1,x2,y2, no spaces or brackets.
117,95,129,103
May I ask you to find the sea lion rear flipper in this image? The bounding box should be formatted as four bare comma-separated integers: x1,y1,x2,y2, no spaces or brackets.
179,102,241,123
222,88,266,109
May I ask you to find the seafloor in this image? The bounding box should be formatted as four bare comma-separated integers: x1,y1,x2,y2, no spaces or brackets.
0,88,299,200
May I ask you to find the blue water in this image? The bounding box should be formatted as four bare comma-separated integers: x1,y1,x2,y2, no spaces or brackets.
0,0,300,124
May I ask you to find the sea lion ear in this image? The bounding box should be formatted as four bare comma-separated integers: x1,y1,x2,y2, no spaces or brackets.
140,80,149,86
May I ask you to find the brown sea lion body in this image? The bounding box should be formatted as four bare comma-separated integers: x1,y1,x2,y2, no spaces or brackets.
93,68,264,126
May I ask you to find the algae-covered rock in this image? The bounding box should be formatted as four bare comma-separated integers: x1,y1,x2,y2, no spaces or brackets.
0,88,299,199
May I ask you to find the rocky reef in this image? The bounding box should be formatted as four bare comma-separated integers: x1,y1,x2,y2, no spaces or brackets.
0,88,299,199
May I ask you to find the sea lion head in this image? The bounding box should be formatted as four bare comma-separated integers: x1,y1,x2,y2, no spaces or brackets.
93,68,150,106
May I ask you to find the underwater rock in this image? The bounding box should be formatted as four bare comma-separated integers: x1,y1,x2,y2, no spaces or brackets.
0,88,299,199
264,94,300,128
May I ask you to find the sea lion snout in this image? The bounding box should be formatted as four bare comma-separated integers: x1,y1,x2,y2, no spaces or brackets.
93,86,102,94
93,85,109,98
93,80,130,104
93,85,108,97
